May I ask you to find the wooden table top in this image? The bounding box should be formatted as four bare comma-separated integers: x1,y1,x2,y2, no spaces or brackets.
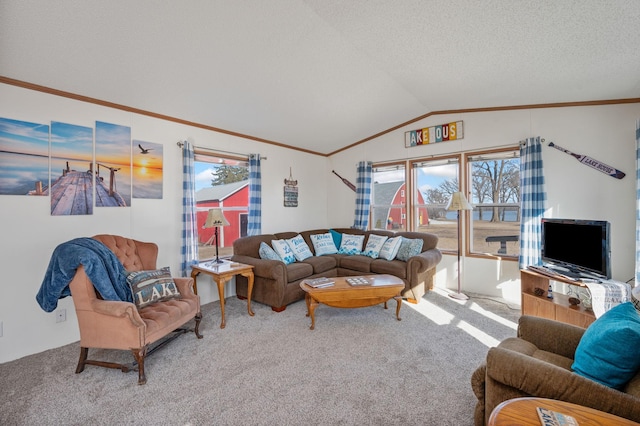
300,274,404,292
488,397,640,426
191,261,253,277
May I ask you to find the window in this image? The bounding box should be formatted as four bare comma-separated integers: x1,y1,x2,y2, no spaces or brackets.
194,152,249,261
466,148,520,257
371,163,407,231
411,156,460,253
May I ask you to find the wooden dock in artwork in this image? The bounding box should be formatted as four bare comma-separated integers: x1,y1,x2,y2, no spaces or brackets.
39,162,126,215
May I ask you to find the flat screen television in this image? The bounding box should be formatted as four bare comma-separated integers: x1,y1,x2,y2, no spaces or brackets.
541,218,611,279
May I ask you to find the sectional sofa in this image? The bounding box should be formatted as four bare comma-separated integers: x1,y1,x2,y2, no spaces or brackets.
231,228,442,312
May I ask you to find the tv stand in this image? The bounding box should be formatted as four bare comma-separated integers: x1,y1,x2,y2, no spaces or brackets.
520,269,595,328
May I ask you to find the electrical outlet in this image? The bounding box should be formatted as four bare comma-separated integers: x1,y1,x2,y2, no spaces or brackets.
55,309,66,323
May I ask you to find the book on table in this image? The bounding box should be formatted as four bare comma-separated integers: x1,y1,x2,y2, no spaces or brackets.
536,407,579,426
305,277,335,288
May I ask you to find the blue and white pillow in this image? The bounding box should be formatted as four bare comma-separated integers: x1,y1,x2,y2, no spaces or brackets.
379,236,403,261
395,237,424,261
271,239,296,264
310,233,338,256
286,234,314,261
337,234,365,255
362,234,388,259
259,242,281,261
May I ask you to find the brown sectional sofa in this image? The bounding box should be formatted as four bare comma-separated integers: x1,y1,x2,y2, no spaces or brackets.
231,228,442,312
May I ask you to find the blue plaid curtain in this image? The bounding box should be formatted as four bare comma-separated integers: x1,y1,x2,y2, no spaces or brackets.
353,161,373,230
247,154,262,236
636,120,640,286
519,137,546,269
181,141,198,277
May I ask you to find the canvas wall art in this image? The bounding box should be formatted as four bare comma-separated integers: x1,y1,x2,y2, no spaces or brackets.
95,121,131,207
133,139,163,199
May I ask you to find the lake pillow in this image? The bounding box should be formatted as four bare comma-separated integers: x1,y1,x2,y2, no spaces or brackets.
259,242,281,261
286,234,314,261
379,236,403,261
310,233,338,256
126,267,181,309
362,234,388,258
395,237,424,261
337,234,365,255
572,302,640,389
271,239,296,265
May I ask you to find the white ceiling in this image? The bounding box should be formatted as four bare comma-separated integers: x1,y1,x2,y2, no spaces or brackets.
2,1,640,155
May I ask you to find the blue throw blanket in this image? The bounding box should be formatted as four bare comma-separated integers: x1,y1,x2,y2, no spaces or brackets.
36,237,133,312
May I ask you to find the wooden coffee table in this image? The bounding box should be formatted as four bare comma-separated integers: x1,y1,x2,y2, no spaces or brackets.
300,274,404,330
488,397,640,425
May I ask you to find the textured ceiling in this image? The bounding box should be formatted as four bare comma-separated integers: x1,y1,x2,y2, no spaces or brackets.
2,0,640,155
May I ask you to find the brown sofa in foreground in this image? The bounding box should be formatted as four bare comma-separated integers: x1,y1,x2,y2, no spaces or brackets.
231,228,442,312
471,315,640,425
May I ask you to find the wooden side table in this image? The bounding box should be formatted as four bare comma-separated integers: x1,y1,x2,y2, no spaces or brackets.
489,397,640,426
191,262,255,329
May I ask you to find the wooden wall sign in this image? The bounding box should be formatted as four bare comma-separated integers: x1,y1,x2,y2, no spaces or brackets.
404,121,463,147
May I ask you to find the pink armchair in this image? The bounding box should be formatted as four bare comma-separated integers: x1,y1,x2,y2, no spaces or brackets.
70,234,202,384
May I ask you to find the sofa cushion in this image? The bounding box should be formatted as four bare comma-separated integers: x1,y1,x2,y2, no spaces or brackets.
338,234,365,255
339,255,373,273
302,255,338,274
379,236,403,261
271,239,297,264
396,237,424,261
285,262,314,282
370,259,407,279
286,234,314,261
572,302,640,389
362,234,388,258
126,267,181,309
259,242,281,261
310,232,338,256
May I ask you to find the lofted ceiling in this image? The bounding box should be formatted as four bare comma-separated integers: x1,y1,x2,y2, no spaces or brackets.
2,1,640,156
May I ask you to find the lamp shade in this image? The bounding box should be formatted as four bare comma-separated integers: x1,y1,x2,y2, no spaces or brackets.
446,192,473,211
204,208,230,228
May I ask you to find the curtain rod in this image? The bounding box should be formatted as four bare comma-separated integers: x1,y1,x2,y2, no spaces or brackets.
176,141,267,160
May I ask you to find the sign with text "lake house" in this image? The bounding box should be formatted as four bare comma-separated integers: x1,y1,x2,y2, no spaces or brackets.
404,121,463,147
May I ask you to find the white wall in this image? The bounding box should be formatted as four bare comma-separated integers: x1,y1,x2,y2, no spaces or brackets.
0,83,329,363
329,103,640,301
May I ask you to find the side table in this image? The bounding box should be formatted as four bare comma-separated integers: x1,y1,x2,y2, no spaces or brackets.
191,262,255,329
488,397,640,425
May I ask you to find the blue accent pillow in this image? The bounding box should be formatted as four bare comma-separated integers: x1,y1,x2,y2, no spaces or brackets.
379,236,403,261
572,302,640,389
395,237,424,261
329,229,343,248
310,233,338,256
337,234,364,255
258,242,281,261
362,234,388,258
286,234,314,261
271,239,296,265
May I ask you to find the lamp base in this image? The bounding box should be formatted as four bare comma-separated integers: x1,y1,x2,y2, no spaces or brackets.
449,292,469,301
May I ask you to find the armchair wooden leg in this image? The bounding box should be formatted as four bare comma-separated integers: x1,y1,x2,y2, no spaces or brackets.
131,346,148,385
194,312,203,339
76,347,89,374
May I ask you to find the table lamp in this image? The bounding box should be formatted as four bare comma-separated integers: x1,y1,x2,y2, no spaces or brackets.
204,208,229,264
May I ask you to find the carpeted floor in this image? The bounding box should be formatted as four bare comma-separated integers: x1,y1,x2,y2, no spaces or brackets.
0,288,520,425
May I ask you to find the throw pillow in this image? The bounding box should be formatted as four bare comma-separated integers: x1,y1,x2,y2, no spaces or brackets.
259,242,281,261
126,267,181,309
286,234,314,261
337,234,365,255
329,229,343,248
395,237,424,261
362,234,388,258
572,302,640,389
271,239,296,264
379,236,403,261
310,233,338,256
